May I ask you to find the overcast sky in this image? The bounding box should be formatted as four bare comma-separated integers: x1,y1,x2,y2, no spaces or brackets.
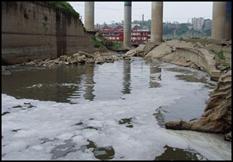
69,1,212,24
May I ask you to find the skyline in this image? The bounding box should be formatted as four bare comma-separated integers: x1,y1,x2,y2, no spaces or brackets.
69,2,213,24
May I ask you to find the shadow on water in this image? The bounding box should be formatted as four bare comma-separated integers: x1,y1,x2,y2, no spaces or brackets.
155,145,207,160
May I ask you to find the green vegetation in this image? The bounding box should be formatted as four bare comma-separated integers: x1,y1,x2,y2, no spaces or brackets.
91,36,105,48
48,1,79,17
216,50,225,60
92,33,123,50
110,42,122,50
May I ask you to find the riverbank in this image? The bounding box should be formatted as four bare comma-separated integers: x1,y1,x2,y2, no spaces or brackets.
123,38,232,141
165,70,231,141
124,39,231,81
2,50,121,75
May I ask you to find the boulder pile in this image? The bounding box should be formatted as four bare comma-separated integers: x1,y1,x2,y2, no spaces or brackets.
25,51,120,68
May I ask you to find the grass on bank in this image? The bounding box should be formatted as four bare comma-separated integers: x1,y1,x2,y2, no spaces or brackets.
91,34,123,51
48,1,79,17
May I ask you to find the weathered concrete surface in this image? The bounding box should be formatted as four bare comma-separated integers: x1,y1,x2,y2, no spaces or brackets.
212,2,227,41
2,1,96,65
84,2,95,31
123,2,132,49
151,2,163,43
165,70,232,141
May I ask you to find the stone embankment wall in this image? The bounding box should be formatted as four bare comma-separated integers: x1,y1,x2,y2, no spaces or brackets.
2,1,95,64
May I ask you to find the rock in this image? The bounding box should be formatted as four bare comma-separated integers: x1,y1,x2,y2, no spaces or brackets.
93,146,115,160
72,53,80,58
59,55,68,61
26,61,36,65
171,46,176,52
145,42,172,60
13,50,119,68
54,59,60,64
142,42,160,56
2,66,6,71
124,44,145,58
2,70,12,75
86,58,95,64
210,70,221,81
77,51,95,58
224,132,231,141
95,57,105,64
2,67,12,75
165,120,191,130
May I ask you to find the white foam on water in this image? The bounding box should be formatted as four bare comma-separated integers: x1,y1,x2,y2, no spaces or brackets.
2,59,231,160
2,91,231,160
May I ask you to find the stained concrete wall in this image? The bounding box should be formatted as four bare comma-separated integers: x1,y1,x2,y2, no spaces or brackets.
2,1,95,64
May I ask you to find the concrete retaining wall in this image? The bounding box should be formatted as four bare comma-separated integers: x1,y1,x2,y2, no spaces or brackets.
2,1,95,64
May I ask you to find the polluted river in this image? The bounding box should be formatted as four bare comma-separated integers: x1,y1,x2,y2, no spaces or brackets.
2,57,231,160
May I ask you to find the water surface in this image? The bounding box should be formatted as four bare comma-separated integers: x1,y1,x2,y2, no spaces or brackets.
2,58,230,160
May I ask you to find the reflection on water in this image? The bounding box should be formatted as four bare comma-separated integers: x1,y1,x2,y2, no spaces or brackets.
149,62,161,88
122,60,131,94
2,58,213,122
2,60,139,103
83,65,95,101
2,65,90,102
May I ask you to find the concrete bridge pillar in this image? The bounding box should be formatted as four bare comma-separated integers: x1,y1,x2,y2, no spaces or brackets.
123,2,132,49
212,2,227,40
151,2,163,43
84,2,95,31
225,1,232,40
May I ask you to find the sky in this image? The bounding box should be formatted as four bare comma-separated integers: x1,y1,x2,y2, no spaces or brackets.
69,1,212,24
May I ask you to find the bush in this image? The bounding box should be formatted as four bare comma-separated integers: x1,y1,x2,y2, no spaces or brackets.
91,36,104,48
48,1,79,17
216,51,225,60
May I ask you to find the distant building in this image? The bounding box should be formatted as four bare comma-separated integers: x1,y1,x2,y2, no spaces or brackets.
98,24,150,45
192,17,205,31
203,19,212,31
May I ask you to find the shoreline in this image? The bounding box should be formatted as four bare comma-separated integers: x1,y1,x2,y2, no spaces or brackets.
123,38,232,141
